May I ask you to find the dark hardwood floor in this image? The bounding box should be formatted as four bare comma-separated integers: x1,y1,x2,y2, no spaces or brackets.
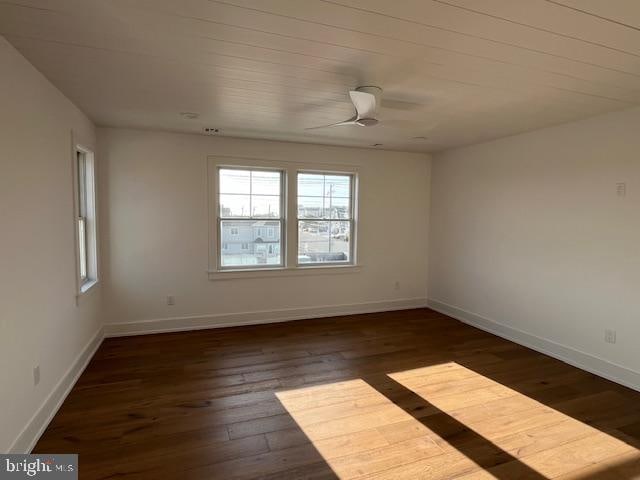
35,309,640,479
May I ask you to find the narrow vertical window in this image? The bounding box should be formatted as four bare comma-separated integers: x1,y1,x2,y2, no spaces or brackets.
77,152,88,281
218,168,284,269
75,147,97,292
297,172,354,265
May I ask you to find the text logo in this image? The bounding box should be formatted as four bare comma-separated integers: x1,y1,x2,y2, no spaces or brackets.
1,455,77,479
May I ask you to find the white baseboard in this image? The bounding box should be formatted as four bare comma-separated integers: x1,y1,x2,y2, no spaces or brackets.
104,298,429,337
9,327,105,453
428,299,640,393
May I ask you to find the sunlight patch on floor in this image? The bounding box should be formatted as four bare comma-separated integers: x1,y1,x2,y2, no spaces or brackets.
388,363,640,479
276,378,447,479
275,363,640,479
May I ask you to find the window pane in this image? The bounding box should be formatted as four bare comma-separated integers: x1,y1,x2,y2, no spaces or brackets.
252,195,280,217
298,173,324,197
330,221,351,262
221,220,281,267
220,169,250,194
220,194,250,217
324,175,350,198
325,196,350,219
298,173,352,220
78,217,87,279
298,196,324,219
252,170,280,195
298,221,350,264
298,221,329,263
220,168,251,195
77,153,87,216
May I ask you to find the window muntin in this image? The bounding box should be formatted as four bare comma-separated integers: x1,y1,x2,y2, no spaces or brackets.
297,173,353,265
218,168,284,269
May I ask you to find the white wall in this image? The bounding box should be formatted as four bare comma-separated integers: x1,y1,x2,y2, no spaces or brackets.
0,36,102,452
429,106,640,386
98,128,431,330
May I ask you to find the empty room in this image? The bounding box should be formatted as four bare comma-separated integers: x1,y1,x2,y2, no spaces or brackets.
1,1,639,478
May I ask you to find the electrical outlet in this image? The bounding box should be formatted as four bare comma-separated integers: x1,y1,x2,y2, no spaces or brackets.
33,365,40,386
605,329,617,344
394,281,400,291
616,183,626,197
166,295,175,306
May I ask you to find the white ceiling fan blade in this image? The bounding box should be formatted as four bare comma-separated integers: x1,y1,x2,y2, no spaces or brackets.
349,90,377,119
305,116,359,130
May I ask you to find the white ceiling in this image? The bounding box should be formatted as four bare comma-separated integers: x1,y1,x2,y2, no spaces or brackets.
2,0,640,152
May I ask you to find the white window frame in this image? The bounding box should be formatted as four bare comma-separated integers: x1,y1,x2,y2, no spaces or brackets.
216,165,286,271
207,156,360,280
296,171,356,267
73,144,98,295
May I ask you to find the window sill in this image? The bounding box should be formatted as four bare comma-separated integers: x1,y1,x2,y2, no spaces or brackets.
208,264,362,281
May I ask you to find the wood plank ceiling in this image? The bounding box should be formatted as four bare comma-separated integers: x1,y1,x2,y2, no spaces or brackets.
1,0,639,152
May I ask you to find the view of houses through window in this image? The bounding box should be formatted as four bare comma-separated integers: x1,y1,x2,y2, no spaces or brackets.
219,168,283,267
217,167,354,269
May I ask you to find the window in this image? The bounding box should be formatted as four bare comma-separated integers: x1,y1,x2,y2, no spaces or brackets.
210,158,358,276
75,147,98,292
218,168,284,269
297,173,354,265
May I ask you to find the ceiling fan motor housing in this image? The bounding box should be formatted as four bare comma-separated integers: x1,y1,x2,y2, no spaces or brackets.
354,86,382,124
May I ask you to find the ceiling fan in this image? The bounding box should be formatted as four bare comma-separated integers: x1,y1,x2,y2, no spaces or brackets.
306,86,382,130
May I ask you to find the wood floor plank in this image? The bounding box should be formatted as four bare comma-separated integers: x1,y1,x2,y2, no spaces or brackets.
32,308,640,479
484,432,638,478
